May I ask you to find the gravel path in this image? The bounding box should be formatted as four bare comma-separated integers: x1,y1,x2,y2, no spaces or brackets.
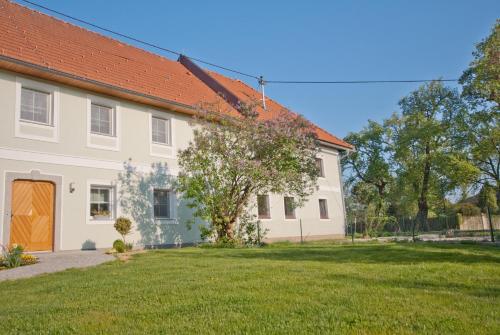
0,250,114,282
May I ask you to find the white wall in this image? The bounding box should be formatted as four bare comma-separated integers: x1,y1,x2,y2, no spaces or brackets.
0,69,346,249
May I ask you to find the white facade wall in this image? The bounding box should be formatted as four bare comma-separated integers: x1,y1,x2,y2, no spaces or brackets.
0,69,346,250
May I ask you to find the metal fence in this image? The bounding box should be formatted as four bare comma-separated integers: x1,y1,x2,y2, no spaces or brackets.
346,215,497,242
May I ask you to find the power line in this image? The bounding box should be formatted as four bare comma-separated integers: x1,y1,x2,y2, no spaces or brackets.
19,0,260,80
265,79,459,84
19,0,460,86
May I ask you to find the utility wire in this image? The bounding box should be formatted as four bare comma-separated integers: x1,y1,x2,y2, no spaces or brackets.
19,0,460,86
19,0,260,80
265,79,459,84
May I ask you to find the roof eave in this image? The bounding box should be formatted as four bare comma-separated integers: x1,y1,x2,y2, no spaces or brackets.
0,54,198,117
318,139,355,153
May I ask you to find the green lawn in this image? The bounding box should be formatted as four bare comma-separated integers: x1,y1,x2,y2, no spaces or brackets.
1,242,499,334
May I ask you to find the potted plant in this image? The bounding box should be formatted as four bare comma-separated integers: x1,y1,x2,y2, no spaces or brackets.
91,209,111,220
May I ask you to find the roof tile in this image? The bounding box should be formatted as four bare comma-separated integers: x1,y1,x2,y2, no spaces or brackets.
0,0,352,149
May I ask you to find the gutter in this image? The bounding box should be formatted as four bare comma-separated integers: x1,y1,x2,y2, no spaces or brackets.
0,54,198,116
0,55,355,151
318,140,355,153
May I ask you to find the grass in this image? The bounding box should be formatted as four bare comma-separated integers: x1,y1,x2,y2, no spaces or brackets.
0,241,499,334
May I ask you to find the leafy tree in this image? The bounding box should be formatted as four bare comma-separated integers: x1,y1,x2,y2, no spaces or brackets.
460,22,500,200
387,81,476,233
460,20,499,106
342,120,392,217
177,104,320,243
478,184,499,213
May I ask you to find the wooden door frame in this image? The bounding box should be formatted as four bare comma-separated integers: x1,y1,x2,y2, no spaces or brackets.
3,170,62,251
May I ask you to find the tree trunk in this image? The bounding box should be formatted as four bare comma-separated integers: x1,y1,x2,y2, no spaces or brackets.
415,145,431,240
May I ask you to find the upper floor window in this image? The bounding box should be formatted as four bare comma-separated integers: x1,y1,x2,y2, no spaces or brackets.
284,196,296,219
20,87,51,125
91,103,114,136
257,195,271,219
154,189,171,219
152,117,170,145
316,158,325,177
319,199,329,219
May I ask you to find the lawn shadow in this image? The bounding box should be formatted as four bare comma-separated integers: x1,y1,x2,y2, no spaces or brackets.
214,243,500,265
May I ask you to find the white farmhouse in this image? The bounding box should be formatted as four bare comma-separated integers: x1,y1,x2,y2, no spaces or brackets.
0,0,353,251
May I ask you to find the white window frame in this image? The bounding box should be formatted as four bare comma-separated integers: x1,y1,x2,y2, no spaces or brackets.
316,157,325,178
319,198,330,220
149,110,175,158
257,194,271,220
90,103,115,136
15,77,60,143
151,116,171,145
86,179,118,224
152,188,177,224
283,196,297,220
86,95,120,151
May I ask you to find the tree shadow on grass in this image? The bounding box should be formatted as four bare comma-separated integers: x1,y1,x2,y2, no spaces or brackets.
209,243,500,265
324,271,500,299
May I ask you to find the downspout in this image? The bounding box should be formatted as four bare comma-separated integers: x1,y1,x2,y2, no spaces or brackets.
337,149,349,237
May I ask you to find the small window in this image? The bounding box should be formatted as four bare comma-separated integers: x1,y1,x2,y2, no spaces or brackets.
316,158,325,177
284,196,296,219
91,103,114,136
20,87,51,125
154,189,171,219
257,195,271,219
152,117,170,145
319,199,329,219
90,186,113,220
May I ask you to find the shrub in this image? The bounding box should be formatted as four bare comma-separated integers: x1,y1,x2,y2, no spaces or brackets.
1,244,24,268
455,203,481,216
114,217,132,242
113,239,125,253
125,242,133,251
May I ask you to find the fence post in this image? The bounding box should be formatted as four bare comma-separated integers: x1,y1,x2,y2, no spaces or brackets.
257,220,261,246
352,217,356,243
299,218,303,244
487,207,495,243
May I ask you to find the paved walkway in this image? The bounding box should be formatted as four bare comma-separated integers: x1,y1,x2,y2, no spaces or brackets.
0,249,114,282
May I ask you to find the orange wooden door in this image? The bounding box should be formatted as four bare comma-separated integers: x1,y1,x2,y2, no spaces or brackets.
10,180,54,251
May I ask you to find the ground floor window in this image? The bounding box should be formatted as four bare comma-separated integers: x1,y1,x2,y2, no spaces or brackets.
319,199,329,219
90,185,113,220
154,189,171,219
257,194,271,219
284,196,296,219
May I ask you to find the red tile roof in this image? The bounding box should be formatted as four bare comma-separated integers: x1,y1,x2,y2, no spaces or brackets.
207,71,353,149
0,0,352,149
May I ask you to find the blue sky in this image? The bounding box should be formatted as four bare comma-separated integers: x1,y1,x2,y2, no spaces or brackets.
18,0,499,138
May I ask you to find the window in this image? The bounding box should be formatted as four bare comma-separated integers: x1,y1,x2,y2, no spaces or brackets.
154,189,171,219
284,196,296,219
152,117,170,145
319,199,329,219
316,158,325,177
91,103,114,136
257,195,271,219
90,186,113,220
20,87,51,125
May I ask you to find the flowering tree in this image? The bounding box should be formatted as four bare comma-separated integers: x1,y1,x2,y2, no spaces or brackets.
177,104,320,243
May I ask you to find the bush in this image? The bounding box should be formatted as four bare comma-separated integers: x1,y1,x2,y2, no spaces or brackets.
113,239,125,253
125,242,133,251
114,217,132,242
455,203,481,216
1,244,24,268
